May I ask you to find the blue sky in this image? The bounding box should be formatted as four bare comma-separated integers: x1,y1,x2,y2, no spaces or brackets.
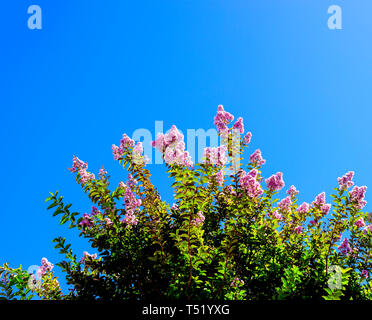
1,0,372,294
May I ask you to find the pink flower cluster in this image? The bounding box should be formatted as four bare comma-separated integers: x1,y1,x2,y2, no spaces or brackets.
243,132,252,145
192,211,205,227
152,125,193,167
355,217,365,228
362,270,369,279
312,192,331,215
215,170,224,186
294,226,303,234
132,141,149,165
265,172,285,192
79,251,98,264
112,134,135,160
98,166,107,180
230,277,244,287
349,186,367,210
80,213,94,229
232,117,244,134
37,258,54,278
122,174,141,227
68,156,95,184
297,202,310,215
271,210,282,221
202,145,227,167
338,171,354,191
249,149,266,166
239,169,263,199
338,238,352,255
287,185,299,198
214,105,234,134
278,196,292,212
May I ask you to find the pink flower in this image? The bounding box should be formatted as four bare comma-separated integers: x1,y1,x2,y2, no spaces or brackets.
68,156,88,173
132,141,149,165
104,218,113,226
294,226,303,234
79,169,95,184
297,202,310,215
362,270,369,279
349,186,367,210
215,170,224,186
271,210,282,221
239,169,263,198
338,171,354,191
265,172,285,192
287,185,299,198
37,258,54,277
249,149,266,166
192,211,205,227
355,217,365,228
152,125,193,167
312,192,331,215
232,117,244,134
309,220,317,226
98,166,107,179
79,251,98,264
278,196,292,212
79,213,93,229
171,203,179,211
214,105,234,133
243,132,252,145
338,238,352,255
202,145,227,166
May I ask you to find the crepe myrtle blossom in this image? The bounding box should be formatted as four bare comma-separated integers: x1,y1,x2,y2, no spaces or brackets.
297,202,310,215
171,203,179,211
112,134,135,160
362,270,369,279
36,258,54,278
215,170,224,187
309,219,317,226
98,166,107,179
132,141,150,166
104,217,113,227
249,149,266,166
79,251,98,264
349,186,367,210
214,104,234,134
230,278,244,288
202,145,227,167
338,238,352,255
152,125,193,167
312,192,331,215
192,211,205,227
278,196,292,212
287,185,299,198
79,213,93,229
265,172,285,192
243,132,252,145
338,171,355,191
239,169,263,199
355,218,366,228
294,226,303,234
232,117,244,134
271,210,282,221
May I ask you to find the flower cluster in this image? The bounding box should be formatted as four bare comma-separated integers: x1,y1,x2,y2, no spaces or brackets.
232,117,244,134
68,156,95,184
265,172,285,192
349,186,367,210
112,134,135,160
79,251,98,264
36,258,54,278
122,174,141,227
239,169,263,199
312,192,331,215
338,171,354,191
202,145,227,166
249,149,266,166
192,211,205,227
152,125,193,167
338,238,352,255
297,202,310,215
287,185,299,198
278,196,292,213
214,105,234,134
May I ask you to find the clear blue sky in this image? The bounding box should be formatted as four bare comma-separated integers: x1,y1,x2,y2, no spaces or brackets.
1,0,372,294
